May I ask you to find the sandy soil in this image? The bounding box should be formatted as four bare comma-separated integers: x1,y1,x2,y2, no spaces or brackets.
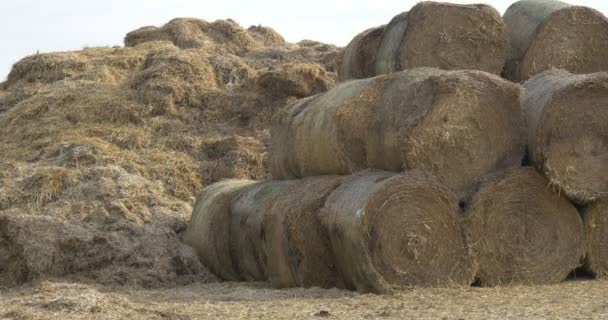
1,279,606,320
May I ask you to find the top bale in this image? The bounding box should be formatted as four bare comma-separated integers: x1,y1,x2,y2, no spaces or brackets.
503,0,608,82
340,1,508,80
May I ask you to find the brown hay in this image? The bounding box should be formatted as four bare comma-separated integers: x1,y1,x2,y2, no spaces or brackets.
271,68,525,198
339,25,386,80
321,170,476,293
264,176,343,289
583,200,608,278
255,63,335,99
464,167,585,286
340,2,508,80
524,69,608,203
129,46,218,114
229,180,298,281
503,0,608,82
183,180,257,281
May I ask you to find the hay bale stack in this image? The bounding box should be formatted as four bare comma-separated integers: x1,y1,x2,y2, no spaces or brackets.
524,69,608,203
321,170,476,293
230,180,298,281
264,176,343,288
339,2,508,80
184,180,257,281
270,68,524,198
583,200,608,278
464,167,584,286
503,0,608,82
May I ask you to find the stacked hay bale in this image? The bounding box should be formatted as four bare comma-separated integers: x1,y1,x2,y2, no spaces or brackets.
270,68,525,198
503,0,608,82
339,2,509,80
583,201,608,278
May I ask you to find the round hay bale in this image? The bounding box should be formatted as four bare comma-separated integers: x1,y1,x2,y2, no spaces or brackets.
583,200,608,278
230,180,297,281
524,69,608,203
321,170,476,293
338,25,386,80
464,167,585,286
369,2,507,78
503,0,608,82
183,179,256,281
264,175,343,289
270,68,525,198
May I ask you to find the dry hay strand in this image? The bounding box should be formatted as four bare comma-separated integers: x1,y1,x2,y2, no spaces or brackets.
338,2,507,80
229,180,298,281
583,200,608,278
321,170,476,293
464,167,584,286
3,42,175,88
124,18,274,53
524,69,608,203
264,175,343,289
0,214,213,288
503,0,608,82
255,63,335,99
129,46,218,114
183,180,257,281
270,68,525,198
339,25,386,80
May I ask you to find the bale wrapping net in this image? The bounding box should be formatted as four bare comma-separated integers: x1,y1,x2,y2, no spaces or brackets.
321,170,476,293
270,68,525,198
503,0,608,81
464,167,585,286
524,69,608,203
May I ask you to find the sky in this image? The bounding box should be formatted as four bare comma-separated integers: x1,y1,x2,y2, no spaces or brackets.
1,0,607,80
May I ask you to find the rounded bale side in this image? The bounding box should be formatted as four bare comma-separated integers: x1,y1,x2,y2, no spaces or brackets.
375,2,508,76
271,68,525,198
264,175,343,289
524,69,608,203
504,0,608,81
183,180,256,281
321,170,476,293
464,167,585,286
229,180,297,281
583,200,608,278
339,26,386,81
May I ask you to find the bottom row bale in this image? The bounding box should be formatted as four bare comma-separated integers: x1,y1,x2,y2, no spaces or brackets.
584,201,608,278
464,167,585,286
186,168,596,292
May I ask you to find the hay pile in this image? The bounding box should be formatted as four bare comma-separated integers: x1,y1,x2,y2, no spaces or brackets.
464,168,584,286
583,201,608,278
0,17,339,287
270,68,525,198
339,2,508,80
503,0,608,82
524,69,608,203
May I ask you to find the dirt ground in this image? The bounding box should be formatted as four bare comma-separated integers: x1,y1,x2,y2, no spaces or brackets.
1,279,606,320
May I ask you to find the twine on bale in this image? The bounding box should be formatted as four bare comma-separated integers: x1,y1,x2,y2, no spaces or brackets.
321,170,476,293
463,167,585,286
504,0,608,81
524,69,608,203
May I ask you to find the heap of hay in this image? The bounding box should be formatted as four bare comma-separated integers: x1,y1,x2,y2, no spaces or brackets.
503,0,608,82
270,68,525,198
464,167,584,286
229,180,298,281
524,69,608,203
264,176,343,288
183,180,256,281
321,170,476,293
339,2,508,80
255,63,335,99
583,200,608,278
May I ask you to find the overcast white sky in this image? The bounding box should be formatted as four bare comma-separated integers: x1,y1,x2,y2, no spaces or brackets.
1,0,607,80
